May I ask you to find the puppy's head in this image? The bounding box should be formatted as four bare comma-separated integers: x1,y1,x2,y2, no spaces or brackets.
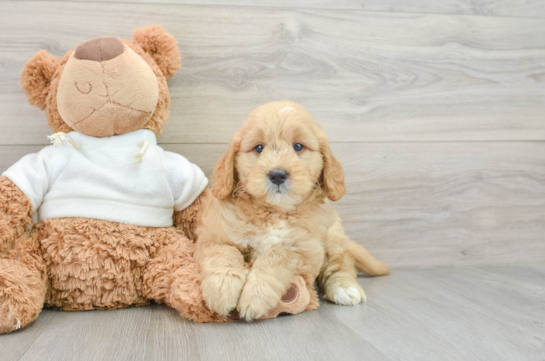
213,101,345,208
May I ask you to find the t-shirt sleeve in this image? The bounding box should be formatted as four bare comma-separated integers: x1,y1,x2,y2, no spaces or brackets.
163,151,209,212
1,146,59,212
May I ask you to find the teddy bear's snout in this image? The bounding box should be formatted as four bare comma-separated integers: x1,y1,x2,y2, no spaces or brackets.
74,37,124,62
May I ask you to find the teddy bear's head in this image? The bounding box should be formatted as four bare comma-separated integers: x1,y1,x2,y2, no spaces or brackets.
19,25,181,138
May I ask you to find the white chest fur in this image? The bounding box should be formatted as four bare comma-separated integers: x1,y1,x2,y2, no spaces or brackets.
231,220,295,256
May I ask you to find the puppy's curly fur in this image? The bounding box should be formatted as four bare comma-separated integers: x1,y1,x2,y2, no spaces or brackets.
196,101,390,321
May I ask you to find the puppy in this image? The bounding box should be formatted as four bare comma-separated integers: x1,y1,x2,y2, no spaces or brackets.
196,101,390,321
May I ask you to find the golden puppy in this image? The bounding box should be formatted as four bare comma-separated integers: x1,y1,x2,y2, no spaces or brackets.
196,101,390,321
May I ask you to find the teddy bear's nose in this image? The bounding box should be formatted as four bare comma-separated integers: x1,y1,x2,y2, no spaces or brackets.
74,37,124,62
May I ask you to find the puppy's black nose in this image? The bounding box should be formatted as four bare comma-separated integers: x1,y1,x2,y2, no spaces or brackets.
269,170,289,185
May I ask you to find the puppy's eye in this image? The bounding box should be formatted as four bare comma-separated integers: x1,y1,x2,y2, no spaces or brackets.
254,144,264,154
293,143,304,152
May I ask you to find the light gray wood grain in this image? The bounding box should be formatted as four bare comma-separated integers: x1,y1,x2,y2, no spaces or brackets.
0,263,543,361
1,142,543,269
1,1,545,145
34,0,545,19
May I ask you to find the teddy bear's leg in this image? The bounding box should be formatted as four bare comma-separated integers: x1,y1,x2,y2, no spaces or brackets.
0,176,34,255
143,230,228,323
0,232,48,334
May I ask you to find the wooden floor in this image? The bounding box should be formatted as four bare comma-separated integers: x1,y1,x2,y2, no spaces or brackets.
0,263,543,361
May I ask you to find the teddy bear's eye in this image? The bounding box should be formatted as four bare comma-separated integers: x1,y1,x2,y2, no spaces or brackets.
75,81,92,94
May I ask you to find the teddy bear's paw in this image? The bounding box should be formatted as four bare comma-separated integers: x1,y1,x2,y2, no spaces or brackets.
0,305,25,334
0,297,35,334
201,268,249,316
0,258,46,334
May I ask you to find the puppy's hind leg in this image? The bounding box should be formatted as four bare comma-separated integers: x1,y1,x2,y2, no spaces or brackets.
319,223,367,306
319,244,367,305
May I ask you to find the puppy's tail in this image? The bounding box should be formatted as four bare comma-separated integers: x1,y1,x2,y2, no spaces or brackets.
347,240,390,276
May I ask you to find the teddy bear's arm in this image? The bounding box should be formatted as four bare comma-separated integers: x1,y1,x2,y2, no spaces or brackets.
173,187,211,241
0,176,33,254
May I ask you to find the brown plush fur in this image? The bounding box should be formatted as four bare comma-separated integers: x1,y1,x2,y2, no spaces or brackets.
196,101,390,321
0,177,33,255
0,231,48,334
38,217,225,321
19,50,61,111
132,25,182,79
0,213,227,334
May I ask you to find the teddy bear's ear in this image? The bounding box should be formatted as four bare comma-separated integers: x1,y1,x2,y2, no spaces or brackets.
19,50,61,110
132,25,181,79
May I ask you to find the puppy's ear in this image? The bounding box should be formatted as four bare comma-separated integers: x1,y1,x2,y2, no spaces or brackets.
319,133,346,201
132,25,181,79
212,134,241,200
20,50,61,110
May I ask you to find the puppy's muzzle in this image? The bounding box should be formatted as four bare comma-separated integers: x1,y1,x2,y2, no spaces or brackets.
268,170,289,185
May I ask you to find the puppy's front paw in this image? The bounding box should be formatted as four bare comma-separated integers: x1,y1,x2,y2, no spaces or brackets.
237,275,282,321
201,268,249,316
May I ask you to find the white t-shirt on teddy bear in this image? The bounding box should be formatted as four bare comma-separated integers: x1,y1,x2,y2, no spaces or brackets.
2,129,208,227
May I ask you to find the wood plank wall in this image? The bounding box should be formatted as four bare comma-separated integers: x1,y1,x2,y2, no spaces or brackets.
0,1,544,268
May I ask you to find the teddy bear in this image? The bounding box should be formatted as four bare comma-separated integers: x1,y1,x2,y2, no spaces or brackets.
0,25,313,334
